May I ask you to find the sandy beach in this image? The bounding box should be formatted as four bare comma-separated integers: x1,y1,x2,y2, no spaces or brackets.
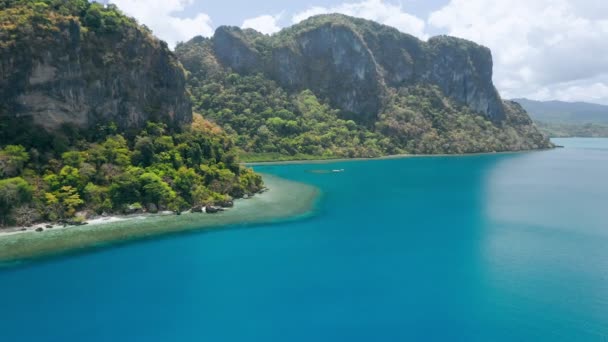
0,212,176,237
0,174,319,265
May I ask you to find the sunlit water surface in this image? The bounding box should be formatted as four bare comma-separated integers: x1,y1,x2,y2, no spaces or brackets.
1,138,607,341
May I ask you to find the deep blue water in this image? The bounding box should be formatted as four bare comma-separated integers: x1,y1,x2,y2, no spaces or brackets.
1,138,608,341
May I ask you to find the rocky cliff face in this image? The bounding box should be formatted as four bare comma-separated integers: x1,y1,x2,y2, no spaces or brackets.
207,14,507,123
176,14,552,156
425,36,505,122
0,2,192,132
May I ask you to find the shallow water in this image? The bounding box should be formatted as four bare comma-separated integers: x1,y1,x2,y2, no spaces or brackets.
0,174,318,264
1,138,607,341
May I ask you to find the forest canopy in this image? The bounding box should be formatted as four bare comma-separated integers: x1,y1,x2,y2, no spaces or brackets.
0,116,263,227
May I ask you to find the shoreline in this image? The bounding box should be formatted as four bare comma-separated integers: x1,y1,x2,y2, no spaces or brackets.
245,147,555,166
0,212,178,237
0,174,320,266
0,147,557,265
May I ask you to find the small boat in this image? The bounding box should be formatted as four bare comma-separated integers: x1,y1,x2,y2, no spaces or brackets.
332,169,345,173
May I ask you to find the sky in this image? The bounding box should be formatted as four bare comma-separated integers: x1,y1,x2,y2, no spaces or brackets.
104,0,608,105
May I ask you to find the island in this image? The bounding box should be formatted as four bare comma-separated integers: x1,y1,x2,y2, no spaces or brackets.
1,0,550,262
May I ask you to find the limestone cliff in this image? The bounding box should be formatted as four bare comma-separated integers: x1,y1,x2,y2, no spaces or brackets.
206,15,507,123
0,1,192,132
176,14,553,156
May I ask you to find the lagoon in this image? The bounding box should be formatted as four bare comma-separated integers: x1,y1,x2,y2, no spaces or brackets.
1,138,607,341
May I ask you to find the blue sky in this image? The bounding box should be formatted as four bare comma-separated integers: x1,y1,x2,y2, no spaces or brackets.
103,0,447,28
105,0,608,104
185,0,446,28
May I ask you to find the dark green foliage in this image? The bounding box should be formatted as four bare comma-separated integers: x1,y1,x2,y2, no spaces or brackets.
0,116,55,152
0,115,263,227
0,145,29,177
273,13,414,49
178,64,391,159
0,177,33,225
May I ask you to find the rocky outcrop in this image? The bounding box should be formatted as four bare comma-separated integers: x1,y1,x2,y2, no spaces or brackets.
124,204,144,215
191,205,204,213
146,203,159,214
270,24,384,122
213,27,263,75
0,5,192,132
425,36,505,122
202,14,508,123
204,205,224,214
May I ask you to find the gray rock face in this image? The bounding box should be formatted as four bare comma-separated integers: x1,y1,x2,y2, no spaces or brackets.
0,19,192,131
208,14,507,122
270,25,384,122
425,36,505,121
213,27,262,75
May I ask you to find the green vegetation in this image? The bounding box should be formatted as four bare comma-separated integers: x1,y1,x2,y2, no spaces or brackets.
0,0,138,34
536,121,608,138
0,177,34,226
238,152,337,163
0,0,264,228
270,13,415,51
175,40,549,160
1,0,190,134
376,87,548,154
180,67,392,159
1,0,139,122
0,2,551,228
0,0,140,53
0,115,263,228
175,19,550,162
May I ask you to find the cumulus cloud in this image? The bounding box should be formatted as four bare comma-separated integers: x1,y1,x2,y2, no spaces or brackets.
242,14,282,34
108,0,608,104
291,0,427,39
528,77,608,104
110,0,214,48
428,0,608,103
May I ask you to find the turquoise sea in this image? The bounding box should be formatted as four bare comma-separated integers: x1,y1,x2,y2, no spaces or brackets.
1,138,607,341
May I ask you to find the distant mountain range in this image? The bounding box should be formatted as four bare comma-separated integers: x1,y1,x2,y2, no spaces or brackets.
513,98,608,123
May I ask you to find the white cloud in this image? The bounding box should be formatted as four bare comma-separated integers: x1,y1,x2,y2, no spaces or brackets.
428,0,608,104
292,7,336,24
529,77,608,105
108,0,608,104
292,0,427,39
109,0,214,48
242,14,282,34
